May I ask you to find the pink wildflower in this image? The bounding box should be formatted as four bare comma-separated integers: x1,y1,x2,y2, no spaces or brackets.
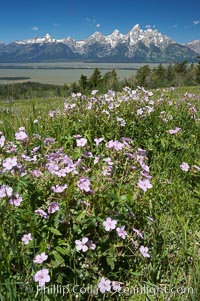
34,269,50,287
75,237,89,252
31,170,43,177
49,111,55,117
94,138,104,146
112,281,123,292
139,245,150,258
98,277,111,293
76,138,87,147
103,217,117,231
133,228,144,239
138,179,152,192
116,226,127,239
51,184,67,193
89,242,96,250
33,252,48,264
77,177,91,192
44,137,55,145
3,157,18,170
168,127,181,134
35,209,48,218
0,185,13,198
22,233,32,245
180,162,190,171
106,140,124,151
0,135,5,147
48,202,59,214
91,90,98,95
15,130,28,141
9,193,23,206
73,134,82,138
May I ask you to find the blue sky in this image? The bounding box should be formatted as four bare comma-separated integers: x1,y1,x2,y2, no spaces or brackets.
0,0,199,44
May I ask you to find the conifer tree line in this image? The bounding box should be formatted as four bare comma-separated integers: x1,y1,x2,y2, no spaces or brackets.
71,58,200,92
0,58,200,100
73,59,200,92
134,59,200,89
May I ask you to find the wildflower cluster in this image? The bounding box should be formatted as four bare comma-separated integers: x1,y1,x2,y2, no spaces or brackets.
0,86,199,299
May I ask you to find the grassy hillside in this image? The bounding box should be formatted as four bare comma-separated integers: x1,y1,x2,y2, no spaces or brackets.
0,86,199,300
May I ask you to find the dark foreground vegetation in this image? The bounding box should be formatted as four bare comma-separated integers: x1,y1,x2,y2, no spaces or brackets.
0,84,199,301
0,54,200,300
0,59,200,100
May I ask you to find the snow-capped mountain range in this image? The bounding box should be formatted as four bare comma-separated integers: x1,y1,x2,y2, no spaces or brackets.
185,40,200,55
13,25,174,52
15,25,174,50
0,25,199,63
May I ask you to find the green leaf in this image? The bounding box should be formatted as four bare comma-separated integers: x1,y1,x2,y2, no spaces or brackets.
51,250,65,266
49,228,62,236
55,246,69,255
106,256,115,270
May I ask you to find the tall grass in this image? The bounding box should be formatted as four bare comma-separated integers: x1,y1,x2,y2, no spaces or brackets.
0,86,199,300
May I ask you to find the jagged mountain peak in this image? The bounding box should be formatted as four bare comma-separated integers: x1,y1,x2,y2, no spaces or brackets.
108,29,124,38
131,24,141,31
63,36,74,41
90,31,104,37
0,24,198,63
111,29,120,34
187,39,200,44
87,31,106,43
106,29,126,47
185,39,200,54
128,26,174,48
44,33,51,40
15,33,56,45
12,25,173,49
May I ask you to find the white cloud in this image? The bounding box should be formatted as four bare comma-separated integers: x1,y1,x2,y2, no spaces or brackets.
145,25,157,30
86,17,99,27
169,24,178,28
193,20,200,25
86,17,96,23
32,26,39,31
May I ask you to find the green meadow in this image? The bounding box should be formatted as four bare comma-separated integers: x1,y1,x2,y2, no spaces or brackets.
0,84,199,301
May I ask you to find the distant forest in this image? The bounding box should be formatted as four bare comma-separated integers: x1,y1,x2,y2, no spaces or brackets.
0,59,200,100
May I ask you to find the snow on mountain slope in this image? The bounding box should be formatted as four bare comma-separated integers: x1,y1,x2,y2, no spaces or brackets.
185,40,200,55
13,25,175,52
0,25,198,63
16,33,55,45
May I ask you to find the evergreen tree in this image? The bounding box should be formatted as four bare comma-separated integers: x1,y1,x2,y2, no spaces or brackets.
135,65,151,87
89,68,102,89
174,60,187,74
196,56,200,84
166,64,175,84
79,74,88,93
174,60,187,86
183,63,196,86
152,64,167,88
70,82,79,93
102,69,119,91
